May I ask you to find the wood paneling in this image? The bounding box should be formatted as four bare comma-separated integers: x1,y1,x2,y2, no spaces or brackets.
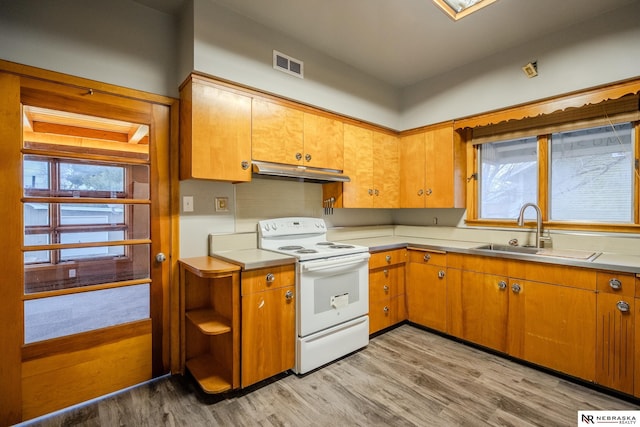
251,99,304,165
21,320,152,420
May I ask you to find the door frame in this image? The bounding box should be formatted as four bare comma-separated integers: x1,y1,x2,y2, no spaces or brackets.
0,59,179,425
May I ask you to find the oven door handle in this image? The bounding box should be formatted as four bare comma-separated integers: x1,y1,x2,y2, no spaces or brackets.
302,254,370,272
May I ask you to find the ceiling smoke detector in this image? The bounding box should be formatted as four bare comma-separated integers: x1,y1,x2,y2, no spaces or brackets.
273,50,304,79
522,61,538,78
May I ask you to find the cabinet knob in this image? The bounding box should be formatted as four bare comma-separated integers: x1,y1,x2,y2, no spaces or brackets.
385,255,392,263
241,160,250,170
285,290,294,301
305,153,312,162
383,306,389,313
368,189,374,196
438,270,445,279
374,189,379,196
417,189,424,196
383,269,389,277
609,278,622,290
383,285,389,293
266,273,275,283
423,253,431,262
425,188,433,196
511,283,522,293
295,152,302,161
498,280,507,290
616,300,630,313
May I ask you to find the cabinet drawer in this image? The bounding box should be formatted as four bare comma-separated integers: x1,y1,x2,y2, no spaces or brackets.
241,265,295,295
408,249,446,266
596,271,635,297
369,248,407,269
370,265,405,301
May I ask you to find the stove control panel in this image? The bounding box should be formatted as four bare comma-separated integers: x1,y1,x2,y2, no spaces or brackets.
258,217,326,237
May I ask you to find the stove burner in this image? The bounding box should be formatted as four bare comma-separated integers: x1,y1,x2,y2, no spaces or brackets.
296,249,319,254
316,242,335,246
278,245,304,251
329,244,355,249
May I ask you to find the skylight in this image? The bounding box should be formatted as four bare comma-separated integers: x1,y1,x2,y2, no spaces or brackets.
433,0,498,20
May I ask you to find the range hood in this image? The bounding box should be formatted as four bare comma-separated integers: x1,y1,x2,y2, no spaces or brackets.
252,161,350,183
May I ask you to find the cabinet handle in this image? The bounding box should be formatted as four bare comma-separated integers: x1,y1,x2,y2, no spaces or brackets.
383,285,389,292
385,255,392,263
241,160,250,170
511,283,521,293
305,153,312,162
423,253,431,262
417,189,424,196
438,270,445,279
425,188,433,196
266,273,275,283
295,152,302,161
285,290,294,301
609,278,622,290
498,280,507,290
383,306,389,313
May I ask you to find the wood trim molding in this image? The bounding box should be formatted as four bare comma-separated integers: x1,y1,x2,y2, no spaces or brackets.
455,77,640,129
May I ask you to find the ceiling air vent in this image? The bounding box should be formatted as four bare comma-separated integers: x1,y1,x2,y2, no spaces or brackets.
273,50,304,79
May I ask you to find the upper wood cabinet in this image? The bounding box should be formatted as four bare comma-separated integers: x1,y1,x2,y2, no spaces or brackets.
251,99,344,170
180,76,252,181
399,122,465,208
342,123,399,208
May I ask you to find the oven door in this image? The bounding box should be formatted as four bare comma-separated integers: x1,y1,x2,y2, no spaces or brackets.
297,252,370,337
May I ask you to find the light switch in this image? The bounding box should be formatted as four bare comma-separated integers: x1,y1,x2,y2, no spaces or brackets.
183,196,194,212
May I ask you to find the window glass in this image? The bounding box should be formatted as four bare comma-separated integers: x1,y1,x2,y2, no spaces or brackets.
550,123,633,222
479,137,538,219
59,162,124,193
23,159,49,190
24,284,150,343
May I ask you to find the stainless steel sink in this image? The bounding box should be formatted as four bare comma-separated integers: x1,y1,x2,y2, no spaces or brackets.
473,243,540,255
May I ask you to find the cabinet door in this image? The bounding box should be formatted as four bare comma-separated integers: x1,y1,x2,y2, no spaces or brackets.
342,124,373,207
458,271,509,352
596,293,634,394
303,113,344,170
406,260,447,332
251,99,304,165
180,79,252,181
372,131,399,208
424,125,454,207
241,285,295,388
399,132,426,208
517,280,596,381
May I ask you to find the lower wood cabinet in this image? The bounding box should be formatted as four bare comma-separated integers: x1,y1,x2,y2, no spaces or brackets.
406,249,447,332
241,265,296,388
369,249,407,334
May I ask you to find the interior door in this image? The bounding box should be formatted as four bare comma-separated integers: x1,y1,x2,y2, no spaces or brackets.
0,74,172,423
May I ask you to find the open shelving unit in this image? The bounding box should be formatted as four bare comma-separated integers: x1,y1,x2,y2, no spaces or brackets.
179,257,241,393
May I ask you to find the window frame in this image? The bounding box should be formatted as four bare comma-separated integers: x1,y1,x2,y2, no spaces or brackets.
23,156,134,265
466,120,640,232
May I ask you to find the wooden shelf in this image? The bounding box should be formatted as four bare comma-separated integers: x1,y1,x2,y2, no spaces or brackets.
186,355,232,394
185,309,232,335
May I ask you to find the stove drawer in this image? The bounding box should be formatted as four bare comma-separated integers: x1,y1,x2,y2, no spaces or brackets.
241,265,295,295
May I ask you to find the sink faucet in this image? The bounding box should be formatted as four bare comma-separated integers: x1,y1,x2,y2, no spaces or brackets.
517,203,544,248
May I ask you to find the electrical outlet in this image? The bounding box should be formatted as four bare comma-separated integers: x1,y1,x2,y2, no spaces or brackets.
183,196,194,212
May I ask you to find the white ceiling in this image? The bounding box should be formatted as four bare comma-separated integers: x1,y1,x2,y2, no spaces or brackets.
136,0,639,88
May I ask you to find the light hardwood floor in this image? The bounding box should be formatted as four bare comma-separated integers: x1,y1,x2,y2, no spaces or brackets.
23,324,639,426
